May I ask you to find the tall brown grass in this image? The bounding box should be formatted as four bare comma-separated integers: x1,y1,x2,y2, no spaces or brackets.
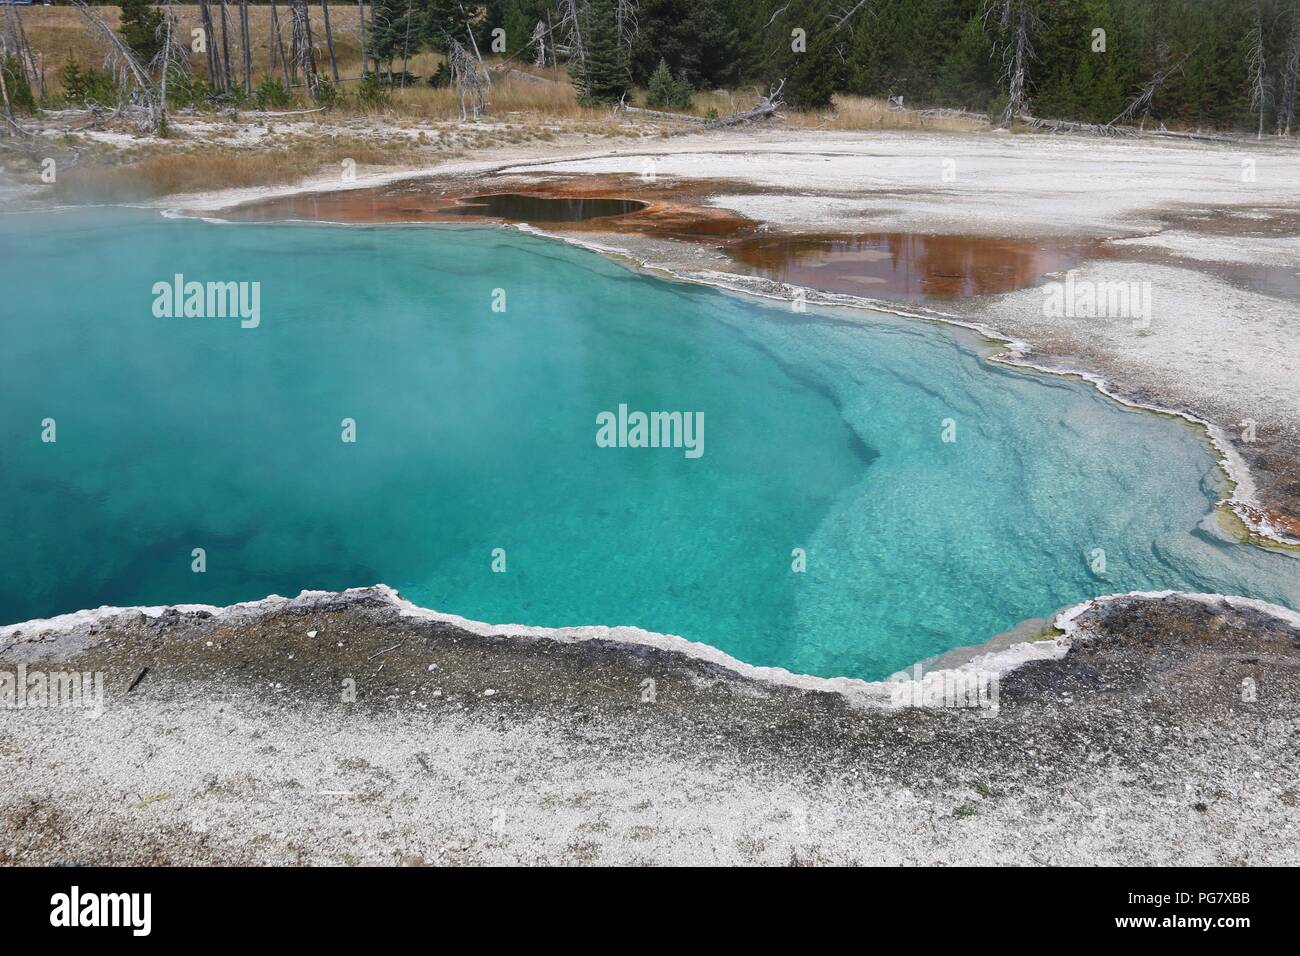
788,95,990,133
49,137,402,202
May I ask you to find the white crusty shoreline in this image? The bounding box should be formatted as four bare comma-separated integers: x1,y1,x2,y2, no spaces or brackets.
6,583,1300,710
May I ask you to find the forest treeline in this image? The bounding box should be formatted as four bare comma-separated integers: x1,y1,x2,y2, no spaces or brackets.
368,0,1300,132
52,1,1300,133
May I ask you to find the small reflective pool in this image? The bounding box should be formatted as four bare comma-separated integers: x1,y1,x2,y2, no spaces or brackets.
447,193,647,223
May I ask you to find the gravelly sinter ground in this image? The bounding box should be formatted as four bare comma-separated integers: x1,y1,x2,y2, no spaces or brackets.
2,588,1297,865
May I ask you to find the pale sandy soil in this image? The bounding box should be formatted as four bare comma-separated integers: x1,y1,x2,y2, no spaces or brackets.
2,588,1298,866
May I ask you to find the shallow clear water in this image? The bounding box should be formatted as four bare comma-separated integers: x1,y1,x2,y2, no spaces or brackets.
446,193,646,222
2,208,1296,680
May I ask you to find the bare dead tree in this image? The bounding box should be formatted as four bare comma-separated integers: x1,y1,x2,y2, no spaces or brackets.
270,0,292,85
449,38,489,121
70,0,166,133
983,0,1041,128
268,0,280,76
239,0,252,90
557,0,587,85
151,1,191,132
1107,52,1190,130
218,0,234,92
532,20,548,67
615,0,638,49
0,8,19,134
400,0,414,86
321,0,340,84
1281,4,1300,135
289,0,319,94
1247,0,1267,139
198,0,220,88
358,0,370,77
13,7,42,98
457,1,491,89
616,79,785,130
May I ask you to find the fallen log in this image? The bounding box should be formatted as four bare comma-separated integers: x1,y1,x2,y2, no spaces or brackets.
615,80,785,131
703,80,784,129
615,97,708,124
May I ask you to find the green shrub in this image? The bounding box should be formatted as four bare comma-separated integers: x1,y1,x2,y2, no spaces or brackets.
165,70,213,110
355,74,391,108
427,62,452,89
313,79,340,109
253,77,293,110
2,56,37,114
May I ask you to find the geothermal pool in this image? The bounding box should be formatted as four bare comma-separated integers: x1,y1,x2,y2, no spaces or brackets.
2,208,1296,679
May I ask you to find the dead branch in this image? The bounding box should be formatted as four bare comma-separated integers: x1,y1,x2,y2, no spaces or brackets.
71,0,166,134
983,0,1041,128
615,92,709,124
615,0,639,49
449,39,488,121
703,79,785,129
615,81,785,131
1107,52,1191,130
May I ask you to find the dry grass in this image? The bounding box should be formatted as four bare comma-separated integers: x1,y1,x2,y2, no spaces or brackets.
787,94,990,133
48,135,404,202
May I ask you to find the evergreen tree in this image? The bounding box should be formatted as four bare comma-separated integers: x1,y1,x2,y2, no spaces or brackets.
576,0,630,102
119,0,165,66
1,55,36,113
772,0,842,108
629,0,738,88
936,14,996,109
647,56,693,108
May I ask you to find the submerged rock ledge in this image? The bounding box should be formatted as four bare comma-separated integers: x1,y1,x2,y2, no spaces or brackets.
2,587,1298,864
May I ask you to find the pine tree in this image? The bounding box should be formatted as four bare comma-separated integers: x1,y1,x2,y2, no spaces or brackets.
771,0,842,109
937,13,995,109
630,0,738,88
577,0,630,102
119,0,165,66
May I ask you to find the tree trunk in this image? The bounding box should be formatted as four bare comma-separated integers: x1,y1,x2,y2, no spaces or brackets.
0,56,14,131
321,0,340,84
270,0,292,86
269,0,280,77
198,0,219,89
400,0,414,88
358,0,368,78
219,0,234,93
240,0,252,90
290,0,319,94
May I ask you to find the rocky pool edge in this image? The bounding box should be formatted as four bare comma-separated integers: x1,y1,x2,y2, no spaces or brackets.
5,584,1299,710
